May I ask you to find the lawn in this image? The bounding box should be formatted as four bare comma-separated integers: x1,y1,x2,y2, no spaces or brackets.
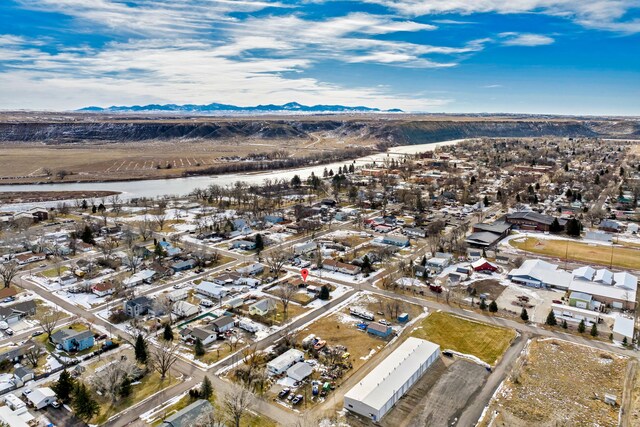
510,237,640,270
41,266,70,278
94,371,179,425
411,311,515,365
478,339,628,427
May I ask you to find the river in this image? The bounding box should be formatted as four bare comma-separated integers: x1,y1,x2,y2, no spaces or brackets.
0,139,464,211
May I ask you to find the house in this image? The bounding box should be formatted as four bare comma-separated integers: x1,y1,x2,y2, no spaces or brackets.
0,343,34,364
26,387,57,410
585,230,613,243
172,301,200,318
158,241,182,257
612,316,635,342
51,328,95,352
343,338,440,421
168,288,188,302
212,272,241,286
467,249,482,261
367,322,393,338
0,300,37,325
211,315,235,333
180,326,217,345
466,221,511,247
58,272,77,286
323,259,361,275
124,296,154,317
382,234,410,247
249,298,277,316
267,348,304,375
471,258,498,273
162,399,213,427
599,219,621,233
14,252,46,265
151,262,174,278
507,259,573,290
171,259,196,273
227,297,245,309
236,263,264,276
293,241,316,256
92,281,116,297
123,269,156,287
264,215,285,225
195,281,227,299
231,240,257,251
506,211,566,232
426,254,452,273
13,366,33,383
287,361,313,382
403,227,427,238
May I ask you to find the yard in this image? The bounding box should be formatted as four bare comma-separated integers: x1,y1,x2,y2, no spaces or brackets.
510,236,640,270
410,311,516,365
478,338,629,427
468,279,506,301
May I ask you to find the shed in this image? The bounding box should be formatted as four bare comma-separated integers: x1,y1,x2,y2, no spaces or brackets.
287,362,313,382
397,313,409,323
612,316,635,342
367,322,393,338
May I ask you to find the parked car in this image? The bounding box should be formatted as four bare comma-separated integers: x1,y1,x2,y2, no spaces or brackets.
2,297,15,303
291,395,303,405
552,300,563,304
5,328,14,336
31,330,44,337
51,400,60,409
278,388,290,399
312,384,319,396
22,389,32,397
200,299,214,308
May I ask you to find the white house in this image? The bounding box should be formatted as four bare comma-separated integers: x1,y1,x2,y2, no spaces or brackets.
168,288,188,302
236,263,264,276
195,281,227,299
267,348,304,376
293,241,316,255
180,326,218,346
26,387,57,410
123,269,156,287
172,301,200,318
343,337,440,421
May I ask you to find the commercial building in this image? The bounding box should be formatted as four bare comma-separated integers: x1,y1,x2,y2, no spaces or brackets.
507,259,573,290
343,337,440,421
506,211,566,232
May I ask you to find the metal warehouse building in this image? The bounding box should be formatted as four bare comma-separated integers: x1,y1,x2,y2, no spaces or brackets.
343,337,440,421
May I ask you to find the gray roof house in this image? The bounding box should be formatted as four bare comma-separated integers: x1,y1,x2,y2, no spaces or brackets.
162,399,214,427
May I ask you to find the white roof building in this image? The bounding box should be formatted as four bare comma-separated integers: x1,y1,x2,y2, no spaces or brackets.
614,272,638,291
572,266,595,281
344,337,440,421
287,361,314,382
0,405,32,427
593,269,614,285
266,348,304,376
26,387,56,410
612,316,635,342
508,259,573,290
569,280,636,308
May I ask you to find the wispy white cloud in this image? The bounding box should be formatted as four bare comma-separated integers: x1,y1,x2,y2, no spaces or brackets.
483,84,503,88
499,32,555,46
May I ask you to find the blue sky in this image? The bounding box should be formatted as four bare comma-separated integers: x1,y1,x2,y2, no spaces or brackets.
0,0,639,114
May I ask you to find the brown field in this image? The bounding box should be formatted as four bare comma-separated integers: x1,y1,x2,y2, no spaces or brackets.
479,338,628,427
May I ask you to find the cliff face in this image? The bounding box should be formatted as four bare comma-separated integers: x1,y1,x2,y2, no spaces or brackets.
0,118,638,146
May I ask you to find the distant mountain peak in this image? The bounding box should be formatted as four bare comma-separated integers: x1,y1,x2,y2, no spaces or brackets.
78,102,403,114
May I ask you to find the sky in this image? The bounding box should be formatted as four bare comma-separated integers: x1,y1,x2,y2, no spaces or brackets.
0,0,639,115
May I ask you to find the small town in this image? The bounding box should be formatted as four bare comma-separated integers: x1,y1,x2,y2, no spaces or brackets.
0,136,636,426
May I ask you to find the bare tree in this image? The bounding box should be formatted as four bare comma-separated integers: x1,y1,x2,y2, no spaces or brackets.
124,247,141,274
0,261,19,288
195,408,225,427
99,238,118,259
24,343,44,368
35,306,64,343
136,219,154,241
89,359,142,403
264,251,288,278
154,213,167,232
273,285,297,321
151,340,180,379
109,194,123,216
224,387,253,427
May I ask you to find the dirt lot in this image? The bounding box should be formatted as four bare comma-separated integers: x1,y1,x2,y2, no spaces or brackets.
468,279,506,301
480,338,629,427
376,359,489,427
510,236,640,270
411,311,516,366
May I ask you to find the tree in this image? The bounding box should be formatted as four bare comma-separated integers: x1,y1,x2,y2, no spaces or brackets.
195,337,206,357
200,376,213,400
623,336,628,346
566,218,582,237
549,218,563,233
90,360,141,403
479,299,487,310
578,319,586,333
489,300,498,313
163,323,174,341
520,308,529,322
0,261,19,288
152,340,180,379
135,334,148,364
265,251,287,278
546,310,557,326
254,233,264,254
319,285,330,301
562,319,568,329
24,343,44,368
52,369,75,403
590,322,598,337
35,307,63,343
291,175,302,188
154,212,167,231
224,388,253,427
72,383,100,422
119,376,132,398
274,284,296,321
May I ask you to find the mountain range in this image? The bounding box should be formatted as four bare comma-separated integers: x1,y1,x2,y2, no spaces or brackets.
79,101,403,114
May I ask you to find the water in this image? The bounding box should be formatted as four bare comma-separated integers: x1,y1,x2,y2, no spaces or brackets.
0,138,465,211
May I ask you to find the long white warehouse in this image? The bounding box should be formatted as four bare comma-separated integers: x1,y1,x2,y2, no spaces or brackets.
343,337,440,421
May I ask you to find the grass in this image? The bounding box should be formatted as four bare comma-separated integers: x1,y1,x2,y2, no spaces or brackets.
510,236,640,270
479,339,628,427
411,311,515,365
40,266,70,278
93,371,179,424
194,343,233,365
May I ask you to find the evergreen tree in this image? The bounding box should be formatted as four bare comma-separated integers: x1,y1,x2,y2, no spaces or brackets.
81,225,95,244
200,376,213,400
623,337,628,346
52,369,75,403
549,218,563,233
91,205,97,214
590,323,598,337
163,323,174,341
254,233,264,253
578,319,586,333
489,300,498,313
361,255,372,273
318,285,330,301
566,218,582,237
520,308,529,322
81,199,88,210
349,164,355,173
134,334,148,364
195,338,205,356
72,383,99,422
562,319,568,329
483,195,490,206
119,376,132,398
290,175,302,188
479,299,487,310
546,310,557,326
